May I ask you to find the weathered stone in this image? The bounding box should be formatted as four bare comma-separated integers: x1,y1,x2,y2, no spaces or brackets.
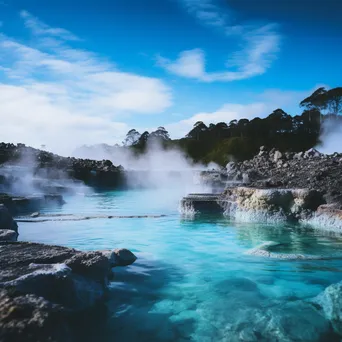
65,251,110,282
219,187,324,222
0,242,110,310
0,289,70,342
0,229,18,241
107,248,137,267
274,150,283,162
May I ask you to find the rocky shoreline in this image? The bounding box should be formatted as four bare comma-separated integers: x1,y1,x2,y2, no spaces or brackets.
0,204,137,342
193,146,342,230
2,141,342,340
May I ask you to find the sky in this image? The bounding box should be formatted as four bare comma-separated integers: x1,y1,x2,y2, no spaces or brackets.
0,0,341,155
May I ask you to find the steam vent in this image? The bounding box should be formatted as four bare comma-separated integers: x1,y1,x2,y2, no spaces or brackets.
180,193,223,214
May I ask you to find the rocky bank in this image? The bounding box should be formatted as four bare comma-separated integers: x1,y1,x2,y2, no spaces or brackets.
0,204,137,342
194,146,342,229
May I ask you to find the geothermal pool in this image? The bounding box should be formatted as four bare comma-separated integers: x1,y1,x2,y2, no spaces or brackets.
19,189,342,341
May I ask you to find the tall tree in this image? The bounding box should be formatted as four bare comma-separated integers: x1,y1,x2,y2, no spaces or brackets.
122,129,141,146
300,87,327,113
150,126,171,141
326,87,342,115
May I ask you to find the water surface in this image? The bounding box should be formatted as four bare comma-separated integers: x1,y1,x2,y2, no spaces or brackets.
19,189,342,341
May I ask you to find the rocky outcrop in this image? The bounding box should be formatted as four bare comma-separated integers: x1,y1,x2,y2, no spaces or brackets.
180,194,223,215
0,142,125,190
302,204,342,231
0,193,65,215
0,204,18,232
0,204,18,241
0,241,137,341
0,230,18,242
224,146,342,206
219,187,324,223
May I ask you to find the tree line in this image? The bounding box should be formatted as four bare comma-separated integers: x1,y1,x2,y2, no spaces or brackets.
122,86,342,165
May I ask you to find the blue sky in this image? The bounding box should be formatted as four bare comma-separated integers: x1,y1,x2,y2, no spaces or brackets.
0,0,341,154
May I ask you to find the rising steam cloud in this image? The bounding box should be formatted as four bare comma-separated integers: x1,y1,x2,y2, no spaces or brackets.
317,118,342,154
72,141,220,210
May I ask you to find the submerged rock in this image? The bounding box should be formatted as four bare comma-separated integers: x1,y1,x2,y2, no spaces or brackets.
313,281,342,335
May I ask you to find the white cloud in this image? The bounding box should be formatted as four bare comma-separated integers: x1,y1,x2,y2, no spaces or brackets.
0,11,173,155
159,1,281,82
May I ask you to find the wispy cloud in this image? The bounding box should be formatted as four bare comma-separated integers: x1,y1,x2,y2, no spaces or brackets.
158,0,281,82
20,10,80,41
0,11,172,155
182,0,228,27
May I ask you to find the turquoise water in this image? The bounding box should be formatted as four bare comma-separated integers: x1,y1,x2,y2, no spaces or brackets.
18,190,342,341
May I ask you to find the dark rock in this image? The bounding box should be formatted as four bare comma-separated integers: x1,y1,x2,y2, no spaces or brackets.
0,289,70,342
0,204,18,232
0,241,120,341
107,248,137,267
65,252,110,282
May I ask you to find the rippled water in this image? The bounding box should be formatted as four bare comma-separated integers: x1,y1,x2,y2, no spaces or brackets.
18,189,342,341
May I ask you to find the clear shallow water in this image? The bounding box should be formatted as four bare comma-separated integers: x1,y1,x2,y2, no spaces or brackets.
18,189,342,341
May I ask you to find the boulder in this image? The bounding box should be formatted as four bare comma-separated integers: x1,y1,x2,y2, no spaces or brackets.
274,150,283,162
102,248,137,267
0,229,18,242
0,204,18,232
0,242,109,310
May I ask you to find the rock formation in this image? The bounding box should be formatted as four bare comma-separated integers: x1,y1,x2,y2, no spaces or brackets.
0,142,125,192
0,241,137,341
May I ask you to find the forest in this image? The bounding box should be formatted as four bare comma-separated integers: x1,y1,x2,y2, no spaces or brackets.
122,86,342,165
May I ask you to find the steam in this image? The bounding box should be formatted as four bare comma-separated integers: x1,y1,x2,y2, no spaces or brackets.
0,149,91,197
316,118,342,154
72,141,221,210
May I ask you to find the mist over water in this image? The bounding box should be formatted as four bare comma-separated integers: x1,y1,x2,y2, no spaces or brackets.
73,142,220,207
0,149,91,197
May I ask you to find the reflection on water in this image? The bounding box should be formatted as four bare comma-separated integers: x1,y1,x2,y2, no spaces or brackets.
18,189,342,341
